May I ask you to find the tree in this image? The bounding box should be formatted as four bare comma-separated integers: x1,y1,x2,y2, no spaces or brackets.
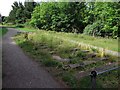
30,2,87,33
8,1,37,24
83,2,119,38
24,0,37,19
8,1,19,24
0,14,2,23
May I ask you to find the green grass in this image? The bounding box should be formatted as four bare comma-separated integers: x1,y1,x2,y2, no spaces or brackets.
13,31,118,88
79,69,119,88
61,33,118,52
0,27,8,36
14,28,118,70
54,32,118,52
14,35,62,67
0,24,16,28
16,27,38,32
16,27,118,52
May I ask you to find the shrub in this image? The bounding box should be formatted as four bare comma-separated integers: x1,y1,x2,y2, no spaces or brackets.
83,21,101,37
112,26,118,39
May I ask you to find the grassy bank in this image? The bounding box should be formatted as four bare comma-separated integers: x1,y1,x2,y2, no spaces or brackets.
16,27,118,52
14,30,119,88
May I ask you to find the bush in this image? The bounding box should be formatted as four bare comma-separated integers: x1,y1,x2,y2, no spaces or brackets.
30,2,86,33
112,26,118,39
83,21,101,37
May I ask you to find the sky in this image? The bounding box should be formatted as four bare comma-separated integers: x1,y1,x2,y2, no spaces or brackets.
0,0,41,16
0,0,118,16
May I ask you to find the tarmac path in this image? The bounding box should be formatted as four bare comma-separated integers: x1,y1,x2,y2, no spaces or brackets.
2,28,64,88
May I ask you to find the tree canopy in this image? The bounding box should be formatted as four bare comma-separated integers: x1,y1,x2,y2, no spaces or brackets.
30,2,119,38
7,1,119,38
7,1,37,24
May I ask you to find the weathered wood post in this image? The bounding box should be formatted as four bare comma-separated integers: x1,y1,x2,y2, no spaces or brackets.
90,71,97,89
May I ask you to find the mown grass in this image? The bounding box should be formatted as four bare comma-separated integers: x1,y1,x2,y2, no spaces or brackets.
60,33,118,52
0,24,16,28
16,27,37,32
13,30,119,88
0,24,37,32
0,27,8,36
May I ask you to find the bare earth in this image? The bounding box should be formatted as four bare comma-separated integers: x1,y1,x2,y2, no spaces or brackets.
2,28,65,88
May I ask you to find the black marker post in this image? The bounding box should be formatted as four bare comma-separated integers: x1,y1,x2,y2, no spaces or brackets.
90,71,97,89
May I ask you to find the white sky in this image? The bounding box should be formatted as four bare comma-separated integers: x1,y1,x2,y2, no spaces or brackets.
0,0,118,16
0,0,41,16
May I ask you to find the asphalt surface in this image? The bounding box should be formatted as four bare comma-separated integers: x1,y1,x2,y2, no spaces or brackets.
2,28,64,88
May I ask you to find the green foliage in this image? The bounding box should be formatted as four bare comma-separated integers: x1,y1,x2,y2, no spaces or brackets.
8,1,119,38
8,1,36,24
30,2,119,38
30,2,86,33
76,51,86,58
90,47,98,53
24,0,37,19
84,2,119,38
83,21,102,36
